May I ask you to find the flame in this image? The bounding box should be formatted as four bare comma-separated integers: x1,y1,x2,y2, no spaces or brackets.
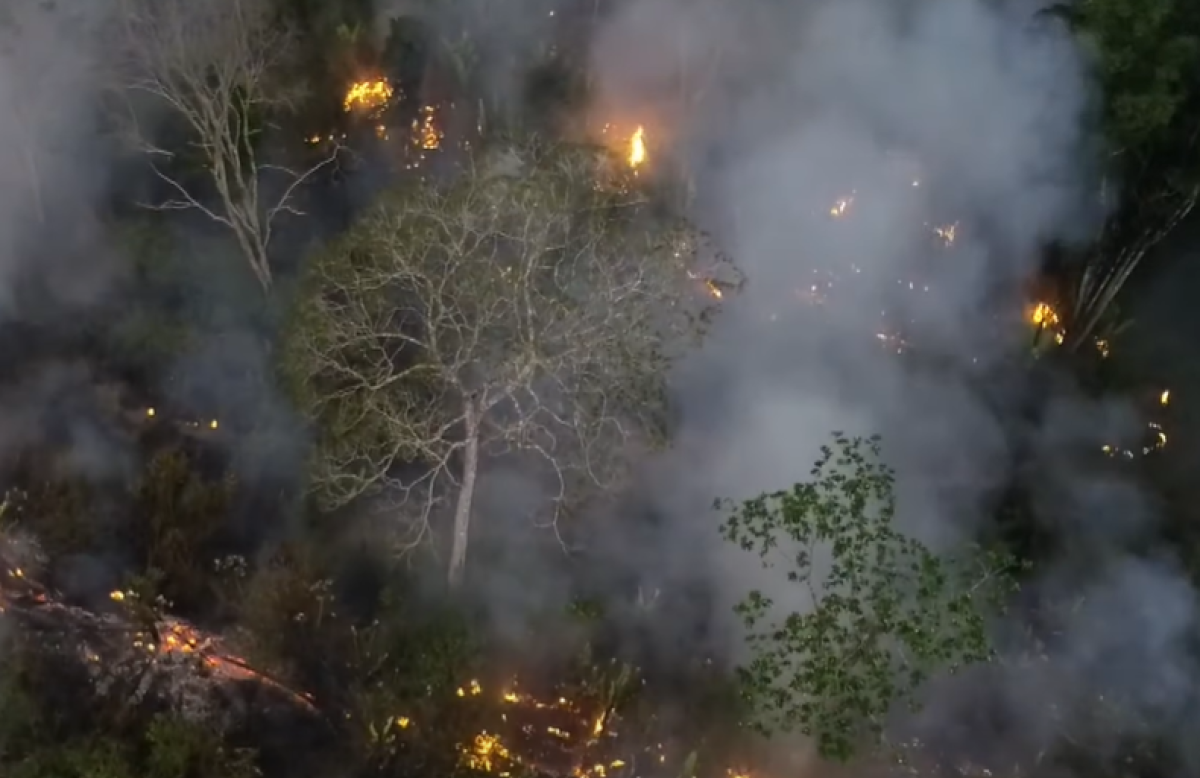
628,126,646,168
343,79,393,113
1027,301,1066,345
463,732,515,773
1028,301,1059,327
1161,389,1170,406
686,270,724,300
413,105,443,151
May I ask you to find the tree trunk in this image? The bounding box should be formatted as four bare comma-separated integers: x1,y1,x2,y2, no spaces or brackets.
447,405,480,587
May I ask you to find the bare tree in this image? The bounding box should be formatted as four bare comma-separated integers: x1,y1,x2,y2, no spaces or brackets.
283,142,733,585
111,0,339,294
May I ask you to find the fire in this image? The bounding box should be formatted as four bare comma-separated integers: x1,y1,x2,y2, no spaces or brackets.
413,105,443,151
628,126,646,168
1027,301,1066,345
343,79,394,113
463,732,515,773
1029,302,1058,327
687,270,724,300
1161,389,1171,406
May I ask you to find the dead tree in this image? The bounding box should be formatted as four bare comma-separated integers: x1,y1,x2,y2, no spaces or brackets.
284,142,730,586
110,0,339,294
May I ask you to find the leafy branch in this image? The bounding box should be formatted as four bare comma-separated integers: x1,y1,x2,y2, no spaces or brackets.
719,433,1020,761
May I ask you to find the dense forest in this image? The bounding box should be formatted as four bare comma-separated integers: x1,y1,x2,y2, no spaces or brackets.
0,0,1197,776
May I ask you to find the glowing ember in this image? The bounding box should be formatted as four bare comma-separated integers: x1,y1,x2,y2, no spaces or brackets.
413,105,443,151
933,222,957,246
343,79,394,113
628,126,646,168
1027,301,1066,345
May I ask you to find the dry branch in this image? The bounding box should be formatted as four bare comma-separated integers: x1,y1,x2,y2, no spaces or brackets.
110,0,339,293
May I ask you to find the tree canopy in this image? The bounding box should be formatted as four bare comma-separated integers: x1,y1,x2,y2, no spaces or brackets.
282,139,726,584
721,434,1018,761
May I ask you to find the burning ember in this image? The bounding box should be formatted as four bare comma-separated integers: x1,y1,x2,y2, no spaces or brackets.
687,270,724,300
384,676,677,778
343,78,394,114
1,544,318,723
628,126,647,169
1028,301,1065,345
413,105,443,151
933,222,957,246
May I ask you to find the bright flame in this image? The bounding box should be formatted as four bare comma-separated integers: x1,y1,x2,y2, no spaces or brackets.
628,126,646,168
1027,301,1067,345
1161,389,1171,406
343,79,394,113
1029,302,1059,327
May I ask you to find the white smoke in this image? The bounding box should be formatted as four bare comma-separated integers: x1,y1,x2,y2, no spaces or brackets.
587,0,1198,768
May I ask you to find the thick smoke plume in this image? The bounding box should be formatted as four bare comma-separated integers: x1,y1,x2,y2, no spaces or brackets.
580,0,1199,768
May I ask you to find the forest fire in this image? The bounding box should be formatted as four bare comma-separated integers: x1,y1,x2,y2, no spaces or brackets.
343,78,394,113
387,677,676,778
105,593,319,713
1,546,317,719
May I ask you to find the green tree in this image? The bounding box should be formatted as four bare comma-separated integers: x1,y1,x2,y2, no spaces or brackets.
720,433,1018,761
1047,0,1200,348
283,139,729,586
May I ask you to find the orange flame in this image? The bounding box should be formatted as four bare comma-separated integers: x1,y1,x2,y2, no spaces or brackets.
628,126,646,168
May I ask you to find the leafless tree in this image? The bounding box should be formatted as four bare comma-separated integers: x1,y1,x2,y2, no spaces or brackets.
110,0,339,294
283,141,733,586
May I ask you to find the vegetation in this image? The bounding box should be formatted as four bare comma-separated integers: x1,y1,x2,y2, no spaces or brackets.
0,0,1193,777
721,434,1019,761
282,140,722,584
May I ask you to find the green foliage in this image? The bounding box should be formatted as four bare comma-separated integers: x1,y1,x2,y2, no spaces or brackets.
143,715,258,778
720,433,1017,761
281,138,718,529
129,449,235,609
0,643,257,778
1058,0,1200,156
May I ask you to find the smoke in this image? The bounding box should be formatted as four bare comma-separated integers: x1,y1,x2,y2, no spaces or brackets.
0,1,115,311
578,0,1200,769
